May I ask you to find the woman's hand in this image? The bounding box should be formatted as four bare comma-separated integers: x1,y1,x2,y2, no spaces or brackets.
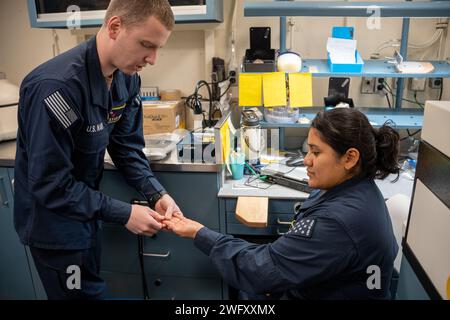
163,213,204,239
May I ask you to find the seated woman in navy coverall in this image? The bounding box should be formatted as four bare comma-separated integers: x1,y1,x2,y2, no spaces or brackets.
165,108,400,299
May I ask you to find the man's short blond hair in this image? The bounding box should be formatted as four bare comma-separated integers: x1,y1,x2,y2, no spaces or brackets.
104,0,174,31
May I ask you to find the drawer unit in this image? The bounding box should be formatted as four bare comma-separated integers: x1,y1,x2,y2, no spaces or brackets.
143,275,222,300
140,231,219,278
226,212,294,236
227,211,294,226
224,198,299,215
101,271,223,300
101,223,219,278
223,198,300,236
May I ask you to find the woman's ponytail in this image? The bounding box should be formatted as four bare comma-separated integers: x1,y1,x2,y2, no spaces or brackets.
311,108,401,181
374,125,400,180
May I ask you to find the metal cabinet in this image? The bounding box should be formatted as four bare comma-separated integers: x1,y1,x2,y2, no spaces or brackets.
0,168,36,300
99,169,223,300
27,0,223,28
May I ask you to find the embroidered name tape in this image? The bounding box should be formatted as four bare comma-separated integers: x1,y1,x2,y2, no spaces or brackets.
44,91,78,129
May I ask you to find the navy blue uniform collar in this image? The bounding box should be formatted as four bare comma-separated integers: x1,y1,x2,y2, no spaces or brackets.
298,176,367,214
86,36,129,109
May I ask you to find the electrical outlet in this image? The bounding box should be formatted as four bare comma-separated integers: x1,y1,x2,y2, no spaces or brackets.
409,78,426,91
228,70,237,86
376,77,386,93
429,77,443,89
361,77,376,94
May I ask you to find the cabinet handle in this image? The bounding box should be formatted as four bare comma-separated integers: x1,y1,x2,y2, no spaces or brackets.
276,228,286,236
143,251,171,258
277,218,292,225
11,179,14,194
154,279,162,287
0,177,9,206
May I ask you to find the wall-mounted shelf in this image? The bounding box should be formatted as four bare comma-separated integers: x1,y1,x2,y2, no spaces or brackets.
302,60,450,78
244,1,450,18
260,107,424,130
243,0,450,111
242,60,450,78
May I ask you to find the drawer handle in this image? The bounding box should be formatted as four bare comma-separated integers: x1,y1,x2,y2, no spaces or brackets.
0,177,9,206
143,251,171,258
277,218,292,225
277,228,286,236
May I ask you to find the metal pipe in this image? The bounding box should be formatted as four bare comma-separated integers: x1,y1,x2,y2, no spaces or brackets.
395,0,411,109
280,16,287,53
245,1,450,18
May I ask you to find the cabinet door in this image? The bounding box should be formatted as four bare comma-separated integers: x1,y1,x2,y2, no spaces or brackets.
99,170,223,299
145,275,222,300
140,230,219,278
102,223,220,277
100,170,220,229
154,171,220,229
0,168,35,299
101,271,223,300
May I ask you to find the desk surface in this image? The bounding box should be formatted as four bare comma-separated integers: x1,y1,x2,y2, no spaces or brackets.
219,173,414,201
0,140,219,173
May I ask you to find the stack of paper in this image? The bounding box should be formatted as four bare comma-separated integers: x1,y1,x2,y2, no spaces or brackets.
327,37,357,64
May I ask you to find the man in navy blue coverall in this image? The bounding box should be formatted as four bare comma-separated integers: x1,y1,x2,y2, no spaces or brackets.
14,0,180,299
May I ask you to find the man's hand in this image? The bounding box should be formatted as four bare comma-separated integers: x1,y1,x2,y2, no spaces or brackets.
125,204,165,237
154,194,183,220
163,213,204,239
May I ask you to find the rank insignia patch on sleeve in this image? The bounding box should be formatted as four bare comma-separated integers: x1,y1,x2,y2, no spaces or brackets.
134,95,142,105
44,91,78,129
286,218,316,238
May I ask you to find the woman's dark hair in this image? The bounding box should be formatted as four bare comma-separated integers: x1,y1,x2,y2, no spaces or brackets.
311,108,400,180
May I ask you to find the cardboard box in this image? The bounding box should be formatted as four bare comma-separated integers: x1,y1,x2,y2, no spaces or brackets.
142,101,185,135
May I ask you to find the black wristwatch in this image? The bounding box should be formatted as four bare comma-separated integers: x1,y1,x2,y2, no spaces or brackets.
148,191,168,209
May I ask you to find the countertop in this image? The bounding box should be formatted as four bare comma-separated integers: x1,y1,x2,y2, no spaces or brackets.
0,140,220,173
219,173,414,200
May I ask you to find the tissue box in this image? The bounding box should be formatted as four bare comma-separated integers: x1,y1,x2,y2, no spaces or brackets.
328,50,364,73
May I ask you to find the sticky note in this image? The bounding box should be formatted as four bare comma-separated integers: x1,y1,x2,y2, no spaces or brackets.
289,73,313,108
220,120,230,163
262,72,287,107
239,74,262,106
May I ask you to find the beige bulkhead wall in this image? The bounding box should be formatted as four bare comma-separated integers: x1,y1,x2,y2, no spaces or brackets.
0,0,449,126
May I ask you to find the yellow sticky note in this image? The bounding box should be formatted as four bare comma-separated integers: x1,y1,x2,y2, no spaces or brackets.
263,72,287,107
239,74,262,106
220,120,230,164
289,73,313,108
